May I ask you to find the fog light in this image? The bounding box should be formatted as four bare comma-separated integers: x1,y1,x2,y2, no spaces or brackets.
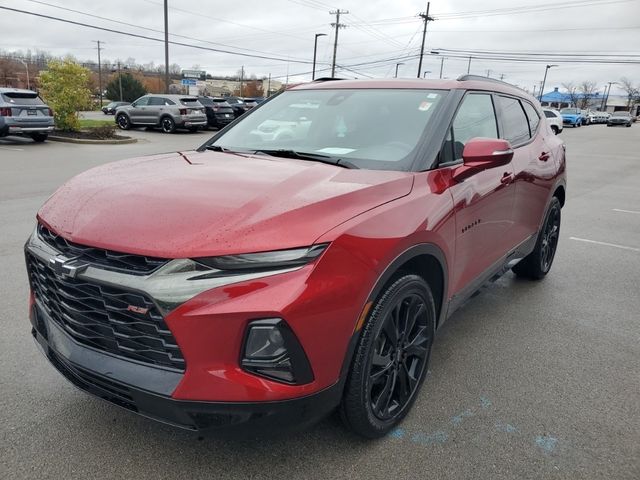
241,319,313,385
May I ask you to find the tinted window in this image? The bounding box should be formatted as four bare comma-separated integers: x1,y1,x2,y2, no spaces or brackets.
497,96,530,145
180,98,200,105
2,92,44,105
452,93,498,151
522,102,540,134
544,110,556,118
148,97,165,106
198,97,213,106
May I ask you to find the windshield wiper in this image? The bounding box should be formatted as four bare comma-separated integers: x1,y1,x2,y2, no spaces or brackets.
205,145,252,157
251,149,358,169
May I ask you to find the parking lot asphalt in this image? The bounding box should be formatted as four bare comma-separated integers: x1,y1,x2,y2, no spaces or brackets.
1,124,639,480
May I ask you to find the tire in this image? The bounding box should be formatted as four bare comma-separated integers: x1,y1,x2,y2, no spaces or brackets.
116,114,130,130
512,197,561,280
160,116,176,133
551,125,559,135
576,121,581,128
340,274,436,438
189,127,199,133
30,133,48,143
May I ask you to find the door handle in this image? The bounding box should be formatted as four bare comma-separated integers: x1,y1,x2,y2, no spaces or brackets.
500,172,514,185
539,152,550,162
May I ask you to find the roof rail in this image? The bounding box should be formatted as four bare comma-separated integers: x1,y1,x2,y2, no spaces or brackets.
457,74,529,94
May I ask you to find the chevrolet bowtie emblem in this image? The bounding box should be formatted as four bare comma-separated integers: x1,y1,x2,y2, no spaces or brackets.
49,256,89,279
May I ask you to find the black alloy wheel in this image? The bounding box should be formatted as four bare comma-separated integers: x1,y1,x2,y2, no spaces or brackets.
161,116,176,133
513,196,561,279
341,274,436,438
116,114,130,130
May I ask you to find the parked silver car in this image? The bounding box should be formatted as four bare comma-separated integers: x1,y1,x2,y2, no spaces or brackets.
115,94,207,133
0,88,54,142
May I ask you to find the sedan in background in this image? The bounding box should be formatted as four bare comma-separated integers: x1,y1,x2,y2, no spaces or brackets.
560,108,584,128
102,101,130,115
607,111,633,127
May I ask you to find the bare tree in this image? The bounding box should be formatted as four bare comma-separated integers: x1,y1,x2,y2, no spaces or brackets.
578,81,598,109
619,77,640,108
561,82,580,108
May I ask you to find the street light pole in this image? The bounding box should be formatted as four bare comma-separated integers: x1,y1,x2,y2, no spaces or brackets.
395,63,404,78
19,59,29,90
467,56,472,74
92,40,104,107
423,71,431,78
118,61,123,102
603,81,617,112
312,33,327,80
430,51,444,79
539,64,558,102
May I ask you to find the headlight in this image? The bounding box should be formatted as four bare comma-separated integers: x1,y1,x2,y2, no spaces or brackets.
195,244,328,271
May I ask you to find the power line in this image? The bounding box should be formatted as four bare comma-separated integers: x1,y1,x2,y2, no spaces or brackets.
0,6,319,65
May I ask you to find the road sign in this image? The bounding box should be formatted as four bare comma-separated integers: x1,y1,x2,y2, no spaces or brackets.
181,70,206,80
181,79,197,86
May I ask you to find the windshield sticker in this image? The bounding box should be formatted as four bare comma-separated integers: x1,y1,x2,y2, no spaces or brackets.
418,101,432,111
316,147,356,155
427,93,438,99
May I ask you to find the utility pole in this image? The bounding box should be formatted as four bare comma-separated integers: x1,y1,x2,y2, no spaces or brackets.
539,64,558,102
486,69,491,78
395,63,404,78
416,2,434,78
603,81,617,111
163,0,170,93
117,61,123,102
467,56,472,74
439,56,444,79
267,73,271,97
499,73,505,81
19,59,30,90
92,40,104,107
330,9,348,78
239,66,244,96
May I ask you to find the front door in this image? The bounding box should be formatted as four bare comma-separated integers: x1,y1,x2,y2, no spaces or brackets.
440,92,516,297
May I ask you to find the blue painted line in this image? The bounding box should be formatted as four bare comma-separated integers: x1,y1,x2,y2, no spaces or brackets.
480,396,492,409
411,430,448,445
495,421,518,433
389,428,405,439
451,409,474,426
535,435,558,454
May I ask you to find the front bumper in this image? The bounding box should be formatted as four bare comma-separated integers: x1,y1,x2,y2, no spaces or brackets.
30,302,342,432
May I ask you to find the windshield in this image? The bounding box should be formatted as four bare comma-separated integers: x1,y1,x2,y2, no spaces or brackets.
206,88,446,171
561,108,579,114
614,112,630,117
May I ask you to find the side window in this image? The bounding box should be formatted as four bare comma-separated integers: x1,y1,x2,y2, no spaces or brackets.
522,101,541,135
450,93,498,159
148,97,164,106
497,96,530,145
134,96,149,107
544,110,556,118
164,98,175,106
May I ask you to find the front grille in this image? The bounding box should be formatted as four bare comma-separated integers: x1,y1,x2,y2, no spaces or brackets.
37,224,167,275
27,252,186,371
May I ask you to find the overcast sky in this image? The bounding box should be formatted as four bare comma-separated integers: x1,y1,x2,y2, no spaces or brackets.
1,0,639,95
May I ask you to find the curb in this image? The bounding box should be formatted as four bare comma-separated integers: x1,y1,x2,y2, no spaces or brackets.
48,135,137,145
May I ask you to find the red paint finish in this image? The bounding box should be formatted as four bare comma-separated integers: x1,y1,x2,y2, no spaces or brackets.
31,78,566,405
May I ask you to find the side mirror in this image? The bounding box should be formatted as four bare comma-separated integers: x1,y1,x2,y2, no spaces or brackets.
131,102,137,108
453,137,514,182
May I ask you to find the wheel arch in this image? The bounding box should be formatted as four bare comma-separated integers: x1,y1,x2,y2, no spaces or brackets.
339,243,449,378
553,184,566,207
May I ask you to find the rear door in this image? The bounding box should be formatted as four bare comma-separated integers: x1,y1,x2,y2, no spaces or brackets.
441,92,516,296
146,97,166,124
496,96,556,245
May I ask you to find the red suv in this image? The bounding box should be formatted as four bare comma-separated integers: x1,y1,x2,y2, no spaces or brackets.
25,76,566,438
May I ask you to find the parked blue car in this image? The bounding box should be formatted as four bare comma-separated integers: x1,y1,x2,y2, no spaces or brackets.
560,108,584,128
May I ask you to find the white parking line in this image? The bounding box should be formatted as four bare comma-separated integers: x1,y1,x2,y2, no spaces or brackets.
613,208,640,215
569,237,640,252
0,146,24,151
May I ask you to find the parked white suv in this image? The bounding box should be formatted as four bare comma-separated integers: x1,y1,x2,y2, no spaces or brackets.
543,108,563,135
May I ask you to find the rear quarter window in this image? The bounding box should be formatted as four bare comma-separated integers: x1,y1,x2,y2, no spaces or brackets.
522,102,541,135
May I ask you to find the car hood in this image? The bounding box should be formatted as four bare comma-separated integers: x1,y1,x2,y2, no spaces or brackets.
38,151,414,258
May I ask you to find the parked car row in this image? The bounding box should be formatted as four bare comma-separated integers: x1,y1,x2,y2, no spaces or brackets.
112,94,260,133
